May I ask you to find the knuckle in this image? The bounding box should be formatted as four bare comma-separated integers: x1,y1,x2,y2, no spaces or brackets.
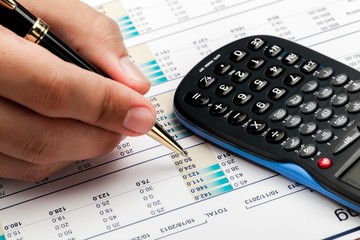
92,85,116,126
21,131,57,164
94,15,120,35
23,165,50,182
38,68,68,116
92,15,124,48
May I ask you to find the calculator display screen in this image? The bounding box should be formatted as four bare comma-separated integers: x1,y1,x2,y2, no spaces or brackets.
340,159,360,190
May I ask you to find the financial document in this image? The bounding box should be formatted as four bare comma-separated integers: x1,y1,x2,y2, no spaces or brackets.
1,0,360,239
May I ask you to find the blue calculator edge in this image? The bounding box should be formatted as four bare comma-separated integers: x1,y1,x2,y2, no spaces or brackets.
173,34,360,213
174,112,360,213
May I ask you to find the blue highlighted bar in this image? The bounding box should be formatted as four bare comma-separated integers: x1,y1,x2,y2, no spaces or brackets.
171,125,185,132
138,60,158,68
123,31,140,40
142,65,161,74
147,70,165,79
206,177,230,189
152,77,168,86
122,26,137,34
173,130,192,140
117,15,130,22
202,171,225,182
199,164,221,174
171,120,185,128
0,235,5,240
118,19,133,27
167,113,176,118
211,184,233,195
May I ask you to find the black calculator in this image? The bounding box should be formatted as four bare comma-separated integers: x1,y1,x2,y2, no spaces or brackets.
173,35,360,212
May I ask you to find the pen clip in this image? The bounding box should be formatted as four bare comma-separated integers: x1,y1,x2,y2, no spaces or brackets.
0,0,16,10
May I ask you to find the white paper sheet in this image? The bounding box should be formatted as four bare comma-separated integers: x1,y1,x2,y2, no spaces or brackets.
1,0,360,239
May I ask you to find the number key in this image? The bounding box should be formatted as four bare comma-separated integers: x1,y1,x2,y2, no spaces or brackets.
268,87,287,100
234,92,253,106
216,84,234,97
252,100,272,114
250,78,268,91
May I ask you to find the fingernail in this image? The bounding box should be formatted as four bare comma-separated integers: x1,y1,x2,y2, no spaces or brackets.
119,57,149,82
123,107,154,134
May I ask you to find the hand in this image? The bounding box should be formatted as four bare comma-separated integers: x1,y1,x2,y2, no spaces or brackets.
0,0,156,181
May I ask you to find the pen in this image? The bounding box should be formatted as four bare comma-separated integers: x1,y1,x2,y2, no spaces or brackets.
0,0,187,157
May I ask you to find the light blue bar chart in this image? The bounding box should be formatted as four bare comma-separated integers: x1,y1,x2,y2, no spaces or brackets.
116,16,140,39
172,147,234,201
128,45,169,86
138,60,167,85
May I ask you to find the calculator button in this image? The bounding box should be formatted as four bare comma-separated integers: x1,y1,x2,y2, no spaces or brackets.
332,73,348,86
331,114,349,128
317,87,334,100
185,92,210,107
283,137,301,151
347,100,360,113
316,108,333,121
300,122,317,136
347,80,360,93
315,129,333,143
299,144,317,158
284,73,303,86
250,78,268,91
209,102,228,116
265,45,283,58
331,93,349,107
252,101,272,115
268,87,287,100
317,158,332,169
248,38,266,50
282,52,300,65
333,126,360,155
198,75,216,88
214,62,232,75
230,50,248,62
285,115,302,128
266,128,286,143
232,69,250,83
301,80,319,93
286,94,303,107
317,67,334,80
300,60,319,74
247,119,266,134
234,92,253,106
270,108,288,122
216,84,234,97
228,111,247,125
265,65,284,78
248,57,266,70
301,101,318,114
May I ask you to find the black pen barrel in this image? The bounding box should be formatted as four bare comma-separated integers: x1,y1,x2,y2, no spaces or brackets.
0,2,34,36
39,31,104,74
0,1,104,75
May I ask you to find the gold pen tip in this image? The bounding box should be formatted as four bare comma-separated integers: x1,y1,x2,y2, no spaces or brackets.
148,123,188,157
179,149,188,157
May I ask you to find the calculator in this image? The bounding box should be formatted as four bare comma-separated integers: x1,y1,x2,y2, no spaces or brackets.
173,35,360,212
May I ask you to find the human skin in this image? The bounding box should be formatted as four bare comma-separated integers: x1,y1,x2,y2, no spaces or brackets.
0,0,156,181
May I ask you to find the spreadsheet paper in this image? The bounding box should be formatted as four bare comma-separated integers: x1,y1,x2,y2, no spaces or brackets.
1,0,360,239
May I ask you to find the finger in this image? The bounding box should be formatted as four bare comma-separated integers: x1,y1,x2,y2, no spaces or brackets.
19,0,150,94
0,27,156,136
0,152,71,181
0,98,122,163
